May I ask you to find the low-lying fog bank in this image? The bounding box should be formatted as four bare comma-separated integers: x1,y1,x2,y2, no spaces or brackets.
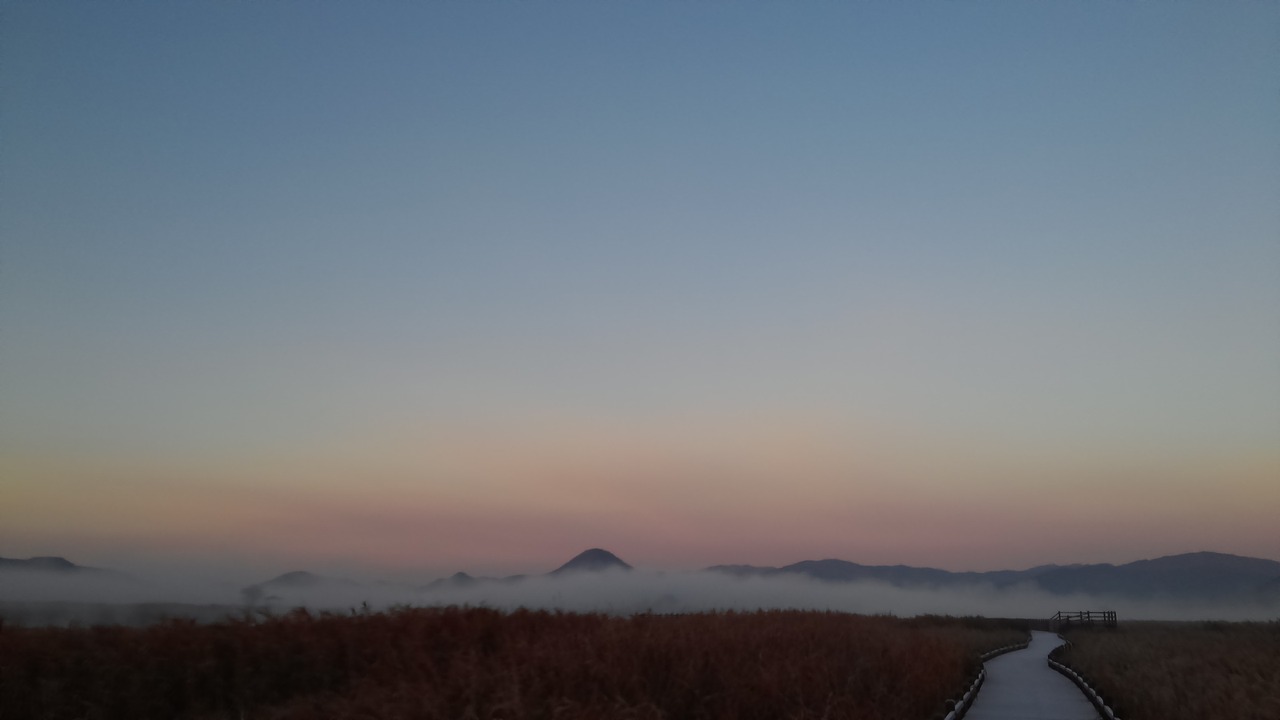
2,567,1275,626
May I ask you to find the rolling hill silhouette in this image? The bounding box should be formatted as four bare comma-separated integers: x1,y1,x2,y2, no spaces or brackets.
16,549,1273,608
0,556,134,582
550,548,632,575
706,551,1280,601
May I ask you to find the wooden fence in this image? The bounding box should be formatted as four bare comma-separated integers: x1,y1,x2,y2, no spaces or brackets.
1049,610,1116,631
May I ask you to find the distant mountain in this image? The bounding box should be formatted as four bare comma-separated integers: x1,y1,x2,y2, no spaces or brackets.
550,548,632,575
264,571,327,588
782,559,957,585
1,556,96,573
237,549,1279,608
424,571,480,590
12,548,1274,621
417,549,630,594
1032,552,1280,601
241,570,362,604
706,551,1280,604
706,559,1055,587
0,556,133,582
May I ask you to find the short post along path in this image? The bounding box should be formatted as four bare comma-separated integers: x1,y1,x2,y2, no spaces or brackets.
964,630,1101,720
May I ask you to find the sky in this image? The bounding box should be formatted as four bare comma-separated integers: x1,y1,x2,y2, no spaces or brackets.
2,1,1278,583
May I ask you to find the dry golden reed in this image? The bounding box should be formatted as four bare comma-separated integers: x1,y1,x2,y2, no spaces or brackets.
1057,621,1280,720
0,607,1026,720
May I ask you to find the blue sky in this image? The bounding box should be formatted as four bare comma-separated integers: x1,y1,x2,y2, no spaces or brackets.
2,1,1278,573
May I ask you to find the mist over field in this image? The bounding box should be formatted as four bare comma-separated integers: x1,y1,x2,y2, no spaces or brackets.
416,569,1280,622
3,566,1275,625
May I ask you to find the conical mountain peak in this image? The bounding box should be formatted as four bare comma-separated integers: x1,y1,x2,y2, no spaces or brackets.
551,548,632,575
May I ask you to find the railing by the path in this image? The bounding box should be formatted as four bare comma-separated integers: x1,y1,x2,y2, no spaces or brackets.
937,637,1031,720
1048,644,1123,720
1048,610,1116,631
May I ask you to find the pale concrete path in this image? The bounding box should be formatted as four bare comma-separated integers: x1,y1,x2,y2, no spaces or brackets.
965,630,1100,720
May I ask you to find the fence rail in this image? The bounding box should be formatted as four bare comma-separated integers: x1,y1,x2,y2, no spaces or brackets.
1049,610,1116,631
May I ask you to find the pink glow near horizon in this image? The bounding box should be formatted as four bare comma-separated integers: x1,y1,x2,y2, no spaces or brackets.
6,419,1278,578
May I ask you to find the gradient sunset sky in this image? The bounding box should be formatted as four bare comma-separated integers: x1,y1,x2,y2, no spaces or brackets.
2,1,1277,581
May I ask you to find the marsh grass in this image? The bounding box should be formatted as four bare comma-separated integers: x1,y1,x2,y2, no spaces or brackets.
0,607,1025,720
1057,621,1280,720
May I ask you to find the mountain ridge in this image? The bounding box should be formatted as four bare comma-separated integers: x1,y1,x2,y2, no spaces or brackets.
8,550,1278,606
704,550,1280,602
0,556,135,583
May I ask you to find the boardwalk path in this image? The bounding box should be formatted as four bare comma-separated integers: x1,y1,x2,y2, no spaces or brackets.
965,630,1100,720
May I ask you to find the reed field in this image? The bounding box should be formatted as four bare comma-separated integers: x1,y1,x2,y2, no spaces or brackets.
1056,621,1280,720
0,607,1026,720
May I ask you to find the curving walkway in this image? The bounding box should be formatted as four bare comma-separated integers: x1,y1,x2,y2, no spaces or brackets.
965,630,1100,720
